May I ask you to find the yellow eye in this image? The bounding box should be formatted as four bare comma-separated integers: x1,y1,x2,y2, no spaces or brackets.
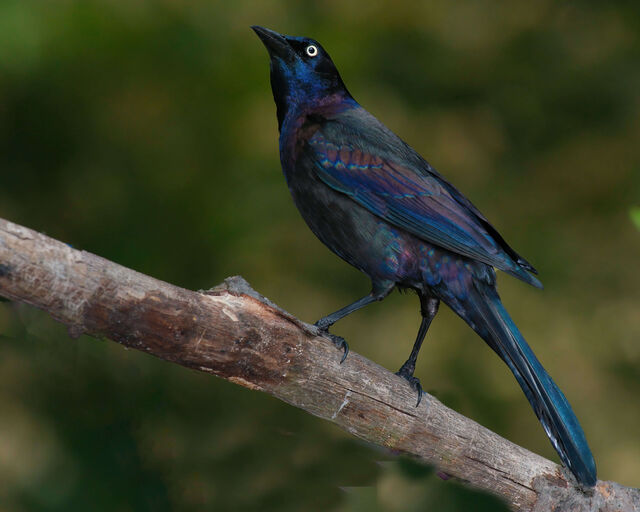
305,45,318,57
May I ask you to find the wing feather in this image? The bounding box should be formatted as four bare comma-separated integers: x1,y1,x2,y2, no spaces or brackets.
307,124,541,288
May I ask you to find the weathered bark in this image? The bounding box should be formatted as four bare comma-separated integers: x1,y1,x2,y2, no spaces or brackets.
0,217,637,511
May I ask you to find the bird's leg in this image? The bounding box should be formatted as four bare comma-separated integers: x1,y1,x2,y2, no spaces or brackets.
315,294,378,330
396,296,439,406
315,282,393,363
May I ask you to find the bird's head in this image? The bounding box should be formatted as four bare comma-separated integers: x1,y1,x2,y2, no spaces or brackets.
252,26,351,129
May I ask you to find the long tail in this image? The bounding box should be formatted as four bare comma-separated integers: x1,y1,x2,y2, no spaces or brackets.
453,283,597,486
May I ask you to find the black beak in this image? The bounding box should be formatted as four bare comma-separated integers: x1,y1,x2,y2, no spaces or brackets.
251,26,292,60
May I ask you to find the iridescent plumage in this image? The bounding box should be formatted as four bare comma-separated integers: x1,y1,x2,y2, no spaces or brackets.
253,26,596,487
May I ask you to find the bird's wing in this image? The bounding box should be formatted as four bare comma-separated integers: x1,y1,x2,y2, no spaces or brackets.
306,113,541,287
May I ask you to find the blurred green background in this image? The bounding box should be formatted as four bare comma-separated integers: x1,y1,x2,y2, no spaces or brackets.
1,1,639,510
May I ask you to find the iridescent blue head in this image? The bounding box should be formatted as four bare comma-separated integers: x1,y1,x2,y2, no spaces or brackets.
252,26,352,130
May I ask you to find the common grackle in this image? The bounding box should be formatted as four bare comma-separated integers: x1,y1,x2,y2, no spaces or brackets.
252,26,596,487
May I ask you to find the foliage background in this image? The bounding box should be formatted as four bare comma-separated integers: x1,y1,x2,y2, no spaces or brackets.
1,1,639,510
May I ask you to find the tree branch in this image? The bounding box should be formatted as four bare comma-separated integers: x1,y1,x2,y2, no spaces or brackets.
0,217,637,511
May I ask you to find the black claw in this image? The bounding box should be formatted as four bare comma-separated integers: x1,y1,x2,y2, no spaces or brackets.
396,369,423,407
414,381,423,407
328,333,349,363
316,325,349,364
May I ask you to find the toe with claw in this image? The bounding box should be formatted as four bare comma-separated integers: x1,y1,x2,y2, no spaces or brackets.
314,322,349,364
327,333,349,363
396,368,423,407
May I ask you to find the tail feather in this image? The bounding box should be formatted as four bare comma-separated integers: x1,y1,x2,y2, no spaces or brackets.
505,263,543,289
456,283,597,486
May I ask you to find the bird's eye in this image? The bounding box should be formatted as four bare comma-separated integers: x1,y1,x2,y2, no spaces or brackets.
305,45,318,57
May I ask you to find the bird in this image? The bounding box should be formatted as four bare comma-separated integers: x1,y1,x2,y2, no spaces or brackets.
252,25,597,487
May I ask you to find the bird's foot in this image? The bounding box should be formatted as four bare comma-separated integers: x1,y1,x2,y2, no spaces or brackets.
395,367,423,407
314,323,349,364
328,333,349,364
